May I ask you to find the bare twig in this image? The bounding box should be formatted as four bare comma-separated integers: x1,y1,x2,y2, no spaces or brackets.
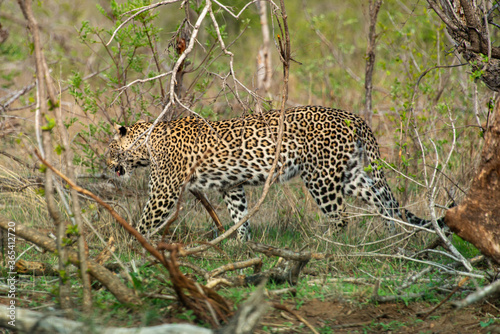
168,0,211,105
106,0,183,46
422,276,470,319
209,258,262,278
452,278,500,309
272,303,319,334
398,266,434,291
0,83,35,112
212,0,259,19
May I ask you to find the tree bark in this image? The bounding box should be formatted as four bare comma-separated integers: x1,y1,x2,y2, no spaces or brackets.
427,0,500,264
444,101,500,264
256,0,272,97
428,0,500,91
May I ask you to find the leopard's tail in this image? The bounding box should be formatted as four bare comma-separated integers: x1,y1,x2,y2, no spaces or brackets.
404,210,446,229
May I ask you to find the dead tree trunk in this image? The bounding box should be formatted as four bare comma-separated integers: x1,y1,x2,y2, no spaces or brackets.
444,101,500,264
427,0,500,264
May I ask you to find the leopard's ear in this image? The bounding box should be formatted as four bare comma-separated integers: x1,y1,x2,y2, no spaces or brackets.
113,123,127,137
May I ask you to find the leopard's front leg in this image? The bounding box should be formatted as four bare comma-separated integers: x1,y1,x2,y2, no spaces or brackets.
221,185,251,241
135,167,182,237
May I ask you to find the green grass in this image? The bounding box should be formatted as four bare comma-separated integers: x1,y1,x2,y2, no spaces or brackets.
0,211,491,330
452,235,481,258
0,0,496,330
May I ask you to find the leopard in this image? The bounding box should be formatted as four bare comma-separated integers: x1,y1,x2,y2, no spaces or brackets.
106,105,444,241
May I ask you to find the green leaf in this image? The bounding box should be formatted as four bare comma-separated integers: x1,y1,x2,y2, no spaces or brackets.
41,116,56,131
55,144,65,155
65,224,79,236
480,319,494,328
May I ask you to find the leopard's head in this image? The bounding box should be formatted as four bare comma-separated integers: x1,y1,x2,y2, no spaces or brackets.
106,121,150,178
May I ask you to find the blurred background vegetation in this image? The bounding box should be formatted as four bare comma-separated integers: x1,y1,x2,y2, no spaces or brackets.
0,0,493,247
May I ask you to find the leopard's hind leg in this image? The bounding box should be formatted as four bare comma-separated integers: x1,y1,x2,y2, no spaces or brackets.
341,140,402,231
300,164,350,234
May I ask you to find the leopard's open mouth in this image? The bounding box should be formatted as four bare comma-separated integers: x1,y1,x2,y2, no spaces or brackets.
115,165,126,177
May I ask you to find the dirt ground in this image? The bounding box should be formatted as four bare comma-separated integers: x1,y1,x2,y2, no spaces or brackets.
260,298,500,333
1,287,499,333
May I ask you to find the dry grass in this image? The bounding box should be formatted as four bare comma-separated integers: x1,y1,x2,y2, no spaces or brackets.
0,0,489,291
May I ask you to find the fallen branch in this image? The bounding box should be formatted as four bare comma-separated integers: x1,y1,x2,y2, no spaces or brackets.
422,276,470,320
208,257,262,278
215,282,268,334
204,243,312,288
206,275,265,289
272,303,319,334
452,278,500,309
247,242,313,261
205,260,307,289
267,287,297,297
158,242,232,327
0,218,140,305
